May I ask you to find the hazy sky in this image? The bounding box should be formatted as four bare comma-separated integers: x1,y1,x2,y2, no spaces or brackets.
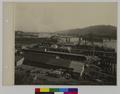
15,3,117,32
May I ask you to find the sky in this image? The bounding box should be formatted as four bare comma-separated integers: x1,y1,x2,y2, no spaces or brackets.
15,2,117,32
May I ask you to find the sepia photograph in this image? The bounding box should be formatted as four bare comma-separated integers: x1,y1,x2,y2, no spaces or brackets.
13,2,117,85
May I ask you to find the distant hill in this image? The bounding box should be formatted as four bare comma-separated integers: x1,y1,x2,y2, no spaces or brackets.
57,25,117,39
